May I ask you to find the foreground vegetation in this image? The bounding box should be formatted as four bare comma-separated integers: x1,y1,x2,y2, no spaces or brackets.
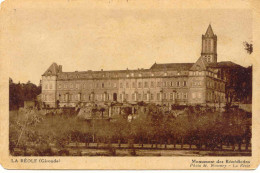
9,105,251,156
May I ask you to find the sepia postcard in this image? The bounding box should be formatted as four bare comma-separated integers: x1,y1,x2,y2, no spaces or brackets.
0,0,260,170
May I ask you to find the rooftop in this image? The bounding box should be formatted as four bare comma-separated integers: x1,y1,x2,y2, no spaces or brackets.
150,62,194,71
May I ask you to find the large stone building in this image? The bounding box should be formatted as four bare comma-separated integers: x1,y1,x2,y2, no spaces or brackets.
41,25,230,108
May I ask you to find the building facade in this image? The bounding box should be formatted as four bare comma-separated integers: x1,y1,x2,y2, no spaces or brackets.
41,25,227,108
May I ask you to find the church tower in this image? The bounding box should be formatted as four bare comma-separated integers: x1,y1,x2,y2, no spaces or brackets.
201,24,217,63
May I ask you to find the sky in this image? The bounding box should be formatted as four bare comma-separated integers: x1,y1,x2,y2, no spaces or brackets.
1,2,253,85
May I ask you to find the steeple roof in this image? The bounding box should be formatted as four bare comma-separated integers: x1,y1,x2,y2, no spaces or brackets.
205,24,214,37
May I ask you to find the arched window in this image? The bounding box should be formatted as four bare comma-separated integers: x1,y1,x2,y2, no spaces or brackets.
205,40,208,52
207,40,210,52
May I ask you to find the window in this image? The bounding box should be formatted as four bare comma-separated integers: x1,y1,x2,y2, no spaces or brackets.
132,82,136,88
58,84,62,89
120,83,123,88
132,93,135,100
192,93,196,99
157,93,160,100
176,93,180,99
144,82,148,88
125,94,128,101
126,82,129,88
205,40,208,51
163,93,167,100
138,82,142,88
49,84,52,89
120,94,122,101
183,93,188,99
183,81,187,87
198,92,202,99
170,93,173,100
151,94,154,100
64,84,67,89
138,93,142,100
102,83,104,88
163,82,166,87
144,94,147,100
113,83,117,88
177,81,180,87
164,72,167,76
76,84,79,89
157,82,161,87
151,81,154,87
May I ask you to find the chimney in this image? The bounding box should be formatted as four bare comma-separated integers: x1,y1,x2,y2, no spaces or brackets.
59,65,62,72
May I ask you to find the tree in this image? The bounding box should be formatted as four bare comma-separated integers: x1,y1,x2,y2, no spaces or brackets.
222,66,252,110
243,41,253,54
9,78,41,110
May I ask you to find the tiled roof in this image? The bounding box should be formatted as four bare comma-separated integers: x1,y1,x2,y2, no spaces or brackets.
208,61,244,68
150,63,194,71
43,63,60,76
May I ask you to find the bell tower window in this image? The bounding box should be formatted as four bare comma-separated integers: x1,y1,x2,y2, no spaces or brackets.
201,24,217,63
